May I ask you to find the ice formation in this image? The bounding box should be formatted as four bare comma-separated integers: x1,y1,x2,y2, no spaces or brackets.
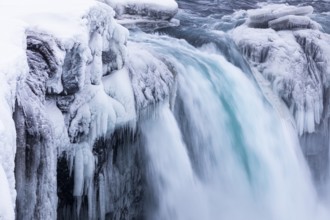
0,165,15,220
100,0,178,20
0,18,29,220
232,4,330,182
232,4,330,136
127,42,175,110
0,0,177,219
247,5,314,28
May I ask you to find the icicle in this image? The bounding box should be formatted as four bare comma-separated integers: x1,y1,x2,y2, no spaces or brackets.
89,30,104,85
295,108,305,136
305,94,315,133
314,98,322,125
87,180,95,220
99,173,106,220
73,147,84,197
83,144,95,192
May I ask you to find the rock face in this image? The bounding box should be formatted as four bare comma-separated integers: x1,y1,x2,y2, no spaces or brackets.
15,31,60,220
232,4,330,184
7,2,177,220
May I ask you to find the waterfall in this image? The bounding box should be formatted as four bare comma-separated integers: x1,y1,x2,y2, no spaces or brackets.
2,1,330,219
140,104,208,220
134,33,330,220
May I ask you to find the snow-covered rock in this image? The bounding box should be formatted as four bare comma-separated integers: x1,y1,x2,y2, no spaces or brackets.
268,15,322,31
232,4,330,136
248,4,314,28
0,0,177,219
232,4,330,183
0,18,29,220
101,0,178,20
127,42,175,111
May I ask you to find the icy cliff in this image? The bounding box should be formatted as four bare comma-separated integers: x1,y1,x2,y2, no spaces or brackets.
232,4,330,183
0,0,176,219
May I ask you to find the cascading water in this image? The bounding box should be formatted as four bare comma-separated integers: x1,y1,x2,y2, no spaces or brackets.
133,33,330,220
140,105,208,220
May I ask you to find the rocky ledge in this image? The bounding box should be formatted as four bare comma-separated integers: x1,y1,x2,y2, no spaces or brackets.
0,1,177,219
232,4,330,184
100,0,178,21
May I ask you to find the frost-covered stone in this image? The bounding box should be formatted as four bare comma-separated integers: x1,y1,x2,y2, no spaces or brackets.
0,0,178,219
102,23,129,74
127,42,175,111
232,5,330,136
248,5,313,28
4,2,134,220
232,4,330,184
101,0,178,20
56,95,75,112
14,30,61,220
269,15,322,31
62,43,91,94
102,67,136,126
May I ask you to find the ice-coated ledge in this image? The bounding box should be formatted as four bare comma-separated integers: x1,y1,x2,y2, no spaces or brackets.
247,4,322,31
248,4,313,26
0,0,177,219
100,0,178,20
231,4,330,136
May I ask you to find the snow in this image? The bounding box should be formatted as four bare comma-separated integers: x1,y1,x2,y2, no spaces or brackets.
269,15,321,31
102,22,129,74
127,41,175,111
0,165,14,220
86,85,118,143
0,0,96,44
232,4,330,136
102,67,136,126
45,100,71,152
69,104,92,143
0,0,138,218
0,0,97,209
0,18,28,219
102,0,178,13
101,0,178,20
248,4,313,27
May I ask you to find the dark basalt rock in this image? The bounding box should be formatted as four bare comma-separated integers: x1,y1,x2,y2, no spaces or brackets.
56,95,76,113
27,34,58,77
102,48,122,73
62,44,87,95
